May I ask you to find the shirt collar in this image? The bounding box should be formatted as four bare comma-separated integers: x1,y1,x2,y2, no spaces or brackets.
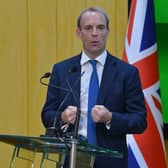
81,50,107,66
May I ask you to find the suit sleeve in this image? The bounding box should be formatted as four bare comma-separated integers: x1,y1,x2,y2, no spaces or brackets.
109,68,147,134
41,64,63,129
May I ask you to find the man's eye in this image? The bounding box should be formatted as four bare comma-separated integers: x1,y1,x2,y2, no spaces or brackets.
84,26,92,30
97,25,105,30
82,25,106,32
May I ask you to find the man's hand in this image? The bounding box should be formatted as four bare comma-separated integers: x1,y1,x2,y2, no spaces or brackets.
61,106,77,124
92,105,112,123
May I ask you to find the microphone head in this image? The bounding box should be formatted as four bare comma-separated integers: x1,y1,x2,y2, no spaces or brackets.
42,72,51,78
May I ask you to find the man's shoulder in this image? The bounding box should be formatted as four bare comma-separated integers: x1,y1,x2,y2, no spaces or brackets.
51,54,81,73
107,52,137,71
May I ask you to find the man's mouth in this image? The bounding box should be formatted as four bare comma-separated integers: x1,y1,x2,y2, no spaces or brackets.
91,41,99,46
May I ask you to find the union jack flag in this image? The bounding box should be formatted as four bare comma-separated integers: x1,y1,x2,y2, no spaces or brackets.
123,0,167,167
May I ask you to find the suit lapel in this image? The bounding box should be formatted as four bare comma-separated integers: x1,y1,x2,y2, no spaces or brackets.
66,55,81,107
97,53,117,104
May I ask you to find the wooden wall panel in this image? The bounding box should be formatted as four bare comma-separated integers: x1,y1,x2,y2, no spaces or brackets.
27,0,57,136
55,0,85,61
0,0,27,167
115,1,128,58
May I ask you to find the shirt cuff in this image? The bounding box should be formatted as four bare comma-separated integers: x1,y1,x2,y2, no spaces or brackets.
105,120,111,130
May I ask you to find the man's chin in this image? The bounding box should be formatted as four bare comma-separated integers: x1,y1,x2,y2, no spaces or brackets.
87,50,102,58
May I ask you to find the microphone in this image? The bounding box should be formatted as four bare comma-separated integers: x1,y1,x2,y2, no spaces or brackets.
41,72,51,78
40,67,84,138
40,72,71,92
40,70,73,137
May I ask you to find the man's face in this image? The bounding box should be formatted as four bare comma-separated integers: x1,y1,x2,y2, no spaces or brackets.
76,11,109,58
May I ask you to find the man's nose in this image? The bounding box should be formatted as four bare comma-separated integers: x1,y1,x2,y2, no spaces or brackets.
91,27,98,35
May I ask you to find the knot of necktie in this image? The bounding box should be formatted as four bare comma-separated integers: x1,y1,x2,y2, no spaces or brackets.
89,59,97,69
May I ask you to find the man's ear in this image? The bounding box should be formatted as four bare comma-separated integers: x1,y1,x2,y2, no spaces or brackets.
76,28,81,39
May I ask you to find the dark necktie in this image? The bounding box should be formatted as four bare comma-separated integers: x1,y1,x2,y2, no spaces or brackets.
87,60,99,145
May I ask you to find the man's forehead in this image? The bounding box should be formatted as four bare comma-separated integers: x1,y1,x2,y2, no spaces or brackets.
82,11,105,19
80,11,106,24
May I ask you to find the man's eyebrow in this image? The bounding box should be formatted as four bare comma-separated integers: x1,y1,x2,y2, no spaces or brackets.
84,24,106,27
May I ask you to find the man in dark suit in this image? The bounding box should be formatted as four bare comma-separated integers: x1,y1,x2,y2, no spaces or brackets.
41,7,147,168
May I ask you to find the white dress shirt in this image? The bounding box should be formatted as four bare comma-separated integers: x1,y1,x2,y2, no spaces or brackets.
78,50,107,138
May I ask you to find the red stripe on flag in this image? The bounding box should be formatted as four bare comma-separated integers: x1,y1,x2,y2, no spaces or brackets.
134,101,166,168
133,51,159,90
123,49,128,62
152,95,162,113
127,0,137,44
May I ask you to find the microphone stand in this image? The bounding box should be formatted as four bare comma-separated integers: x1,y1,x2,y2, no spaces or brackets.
69,107,81,168
65,75,82,168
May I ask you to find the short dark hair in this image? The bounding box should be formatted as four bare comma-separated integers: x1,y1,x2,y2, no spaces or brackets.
77,7,109,30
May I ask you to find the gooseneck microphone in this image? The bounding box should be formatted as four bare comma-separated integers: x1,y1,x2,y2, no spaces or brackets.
40,70,73,137
40,67,85,168
40,67,84,138
40,72,71,92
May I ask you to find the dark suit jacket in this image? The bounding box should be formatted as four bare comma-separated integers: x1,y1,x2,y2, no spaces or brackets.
41,52,147,168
